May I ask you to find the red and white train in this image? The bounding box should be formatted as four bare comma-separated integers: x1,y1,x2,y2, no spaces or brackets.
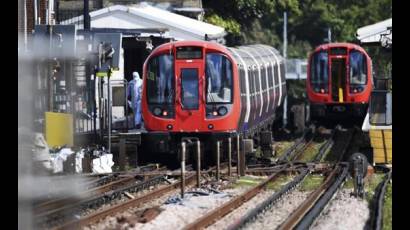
141,40,286,160
307,43,372,118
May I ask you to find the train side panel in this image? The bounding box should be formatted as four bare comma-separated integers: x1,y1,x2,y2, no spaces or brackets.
228,45,286,136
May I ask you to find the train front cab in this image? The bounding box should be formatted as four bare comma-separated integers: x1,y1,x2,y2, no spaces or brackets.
307,44,371,118
141,42,241,159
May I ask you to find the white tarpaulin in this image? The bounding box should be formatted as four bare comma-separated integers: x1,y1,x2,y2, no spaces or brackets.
50,148,114,174
92,154,115,173
51,148,75,173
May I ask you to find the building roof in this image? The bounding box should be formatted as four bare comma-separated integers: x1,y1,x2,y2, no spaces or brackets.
356,18,392,47
61,4,225,41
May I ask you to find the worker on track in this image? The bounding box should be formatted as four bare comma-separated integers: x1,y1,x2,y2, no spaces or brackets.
127,72,143,129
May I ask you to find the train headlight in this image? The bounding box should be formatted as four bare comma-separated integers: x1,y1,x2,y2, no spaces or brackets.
208,124,214,129
351,86,364,93
212,111,218,116
217,106,228,116
320,88,325,94
162,110,168,116
153,107,162,116
167,124,173,130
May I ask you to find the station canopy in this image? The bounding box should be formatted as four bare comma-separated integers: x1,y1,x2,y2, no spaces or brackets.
356,18,392,48
61,3,226,42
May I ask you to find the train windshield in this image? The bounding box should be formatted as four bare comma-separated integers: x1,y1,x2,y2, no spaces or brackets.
181,69,199,110
205,53,233,103
146,54,174,104
310,51,329,90
349,50,367,85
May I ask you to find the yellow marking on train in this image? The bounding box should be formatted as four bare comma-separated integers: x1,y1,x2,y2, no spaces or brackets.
338,88,343,103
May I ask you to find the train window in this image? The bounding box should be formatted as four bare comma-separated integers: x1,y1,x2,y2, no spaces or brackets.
181,68,199,110
349,50,367,85
146,54,174,104
205,53,233,103
310,51,329,90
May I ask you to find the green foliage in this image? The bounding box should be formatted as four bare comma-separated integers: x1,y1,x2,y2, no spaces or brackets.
241,19,281,46
232,176,266,188
203,0,392,58
287,40,312,59
299,174,324,191
383,183,392,230
266,174,294,190
205,14,241,36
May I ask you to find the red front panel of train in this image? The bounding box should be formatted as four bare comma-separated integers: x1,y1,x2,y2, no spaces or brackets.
142,41,241,133
307,43,372,105
174,59,205,131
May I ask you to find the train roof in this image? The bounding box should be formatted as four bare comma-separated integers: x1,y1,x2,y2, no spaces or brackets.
227,45,284,67
146,41,284,69
313,42,367,53
149,40,229,53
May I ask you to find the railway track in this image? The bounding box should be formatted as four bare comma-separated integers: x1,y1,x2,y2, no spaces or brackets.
38,125,354,230
195,125,351,230
276,127,315,164
34,175,138,215
51,165,224,229
181,128,338,230
277,163,349,230
224,167,311,230
34,164,169,216
369,167,392,230
210,131,337,229
182,164,291,230
36,175,168,228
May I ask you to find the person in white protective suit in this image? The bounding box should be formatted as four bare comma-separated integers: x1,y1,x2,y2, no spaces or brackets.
127,72,143,129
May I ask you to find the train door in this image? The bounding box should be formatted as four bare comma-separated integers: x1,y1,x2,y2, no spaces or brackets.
330,58,347,103
175,61,204,131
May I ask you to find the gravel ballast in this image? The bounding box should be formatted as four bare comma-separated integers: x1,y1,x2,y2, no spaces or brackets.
86,187,247,230
207,190,273,230
311,188,369,230
242,190,310,230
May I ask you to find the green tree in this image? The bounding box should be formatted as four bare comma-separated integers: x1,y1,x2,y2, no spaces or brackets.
203,0,392,58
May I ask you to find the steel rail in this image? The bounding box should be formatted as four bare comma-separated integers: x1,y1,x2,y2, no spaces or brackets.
372,169,392,230
34,175,137,215
312,128,336,162
182,165,288,230
337,127,356,162
277,163,349,230
35,166,170,215
293,138,315,161
36,175,167,227
220,128,335,229
276,134,307,163
54,166,221,230
226,167,311,230
80,174,119,190
222,127,342,230
277,127,316,164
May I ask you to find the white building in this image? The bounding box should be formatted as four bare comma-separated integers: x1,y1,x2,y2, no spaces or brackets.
61,3,226,42
61,3,226,122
